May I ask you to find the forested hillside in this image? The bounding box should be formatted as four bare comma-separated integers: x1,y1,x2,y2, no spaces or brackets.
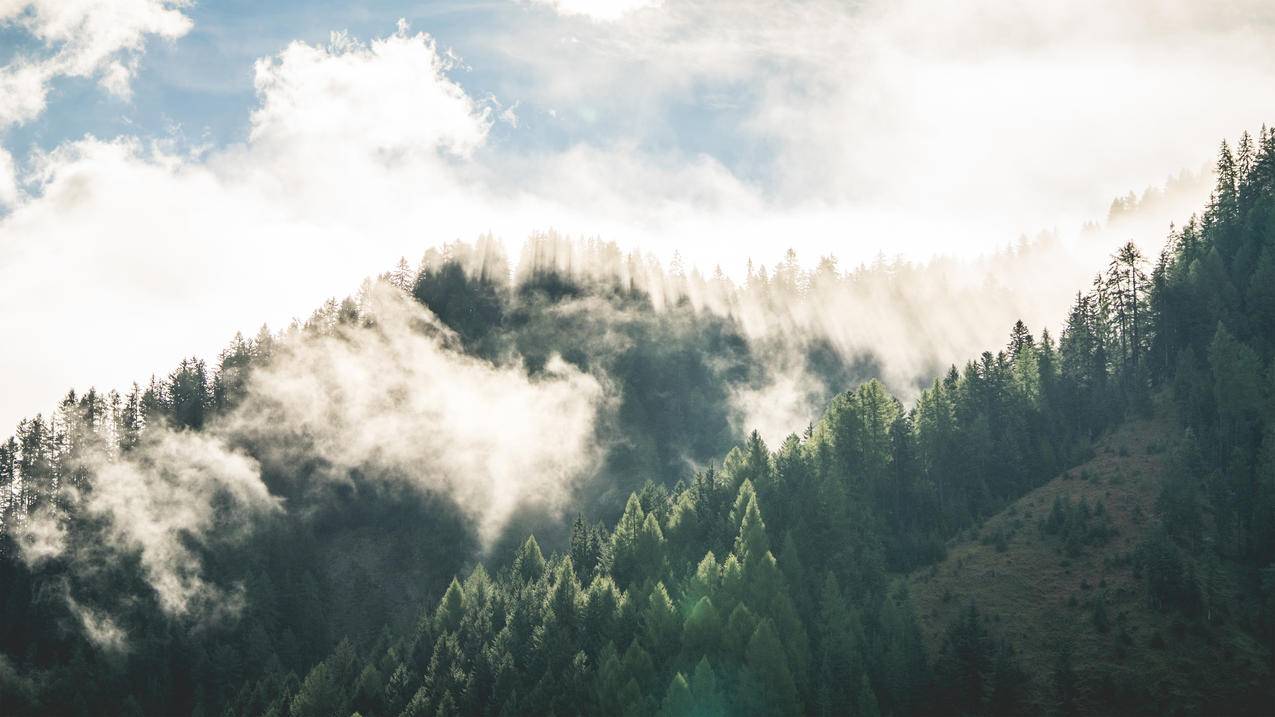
909,410,1271,714
2,130,1274,716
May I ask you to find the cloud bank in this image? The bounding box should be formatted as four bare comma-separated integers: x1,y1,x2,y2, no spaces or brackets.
528,0,662,22
3,0,1273,437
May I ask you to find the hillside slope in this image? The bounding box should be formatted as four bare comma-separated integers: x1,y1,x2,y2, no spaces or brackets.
908,401,1270,714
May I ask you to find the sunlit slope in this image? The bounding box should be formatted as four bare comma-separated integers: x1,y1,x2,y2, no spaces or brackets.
908,400,1269,715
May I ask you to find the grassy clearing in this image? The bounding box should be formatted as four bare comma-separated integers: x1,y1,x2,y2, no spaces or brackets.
907,410,1269,714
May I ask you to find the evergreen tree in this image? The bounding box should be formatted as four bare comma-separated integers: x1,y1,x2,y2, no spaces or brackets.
742,618,800,716
659,672,694,717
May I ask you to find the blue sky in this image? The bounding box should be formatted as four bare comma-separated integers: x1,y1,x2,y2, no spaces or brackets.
4,0,1275,431
1,3,507,153
2,0,769,188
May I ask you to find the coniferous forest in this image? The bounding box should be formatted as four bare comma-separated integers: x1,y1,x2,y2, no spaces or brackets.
3,131,1275,717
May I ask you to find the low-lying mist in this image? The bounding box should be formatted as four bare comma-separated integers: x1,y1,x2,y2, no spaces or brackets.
14,285,609,639
2,167,1212,646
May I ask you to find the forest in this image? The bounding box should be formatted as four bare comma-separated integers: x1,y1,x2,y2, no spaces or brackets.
2,129,1275,716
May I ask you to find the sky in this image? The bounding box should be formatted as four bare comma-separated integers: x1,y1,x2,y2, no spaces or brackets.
3,0,1275,432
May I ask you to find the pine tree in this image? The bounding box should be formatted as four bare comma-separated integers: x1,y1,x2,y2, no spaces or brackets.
610,494,647,587
1007,320,1035,359
570,514,602,580
935,602,993,713
641,582,681,663
1107,241,1149,371
815,574,861,717
987,639,1027,716
541,559,582,669
742,618,800,716
621,640,656,694
690,657,724,717
635,512,668,582
682,596,722,662
582,575,624,657
659,673,694,717
290,661,346,717
435,578,466,633
513,535,546,584
733,493,771,566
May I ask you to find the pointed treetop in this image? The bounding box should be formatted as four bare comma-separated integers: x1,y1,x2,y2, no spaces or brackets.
660,672,694,717
514,535,546,583
1007,320,1034,357
621,492,646,527
435,577,466,633
733,493,770,565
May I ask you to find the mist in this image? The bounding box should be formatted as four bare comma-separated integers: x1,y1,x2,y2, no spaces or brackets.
11,280,613,631
227,284,605,544
4,152,1217,636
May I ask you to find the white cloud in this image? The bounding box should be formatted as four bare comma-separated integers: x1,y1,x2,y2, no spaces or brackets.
0,60,48,128
0,0,192,127
249,26,490,160
0,24,764,434
0,27,499,433
486,0,1272,229
0,5,1260,436
0,147,16,205
529,0,661,22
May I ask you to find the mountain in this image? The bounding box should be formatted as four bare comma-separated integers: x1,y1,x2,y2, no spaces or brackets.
1,130,1274,716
